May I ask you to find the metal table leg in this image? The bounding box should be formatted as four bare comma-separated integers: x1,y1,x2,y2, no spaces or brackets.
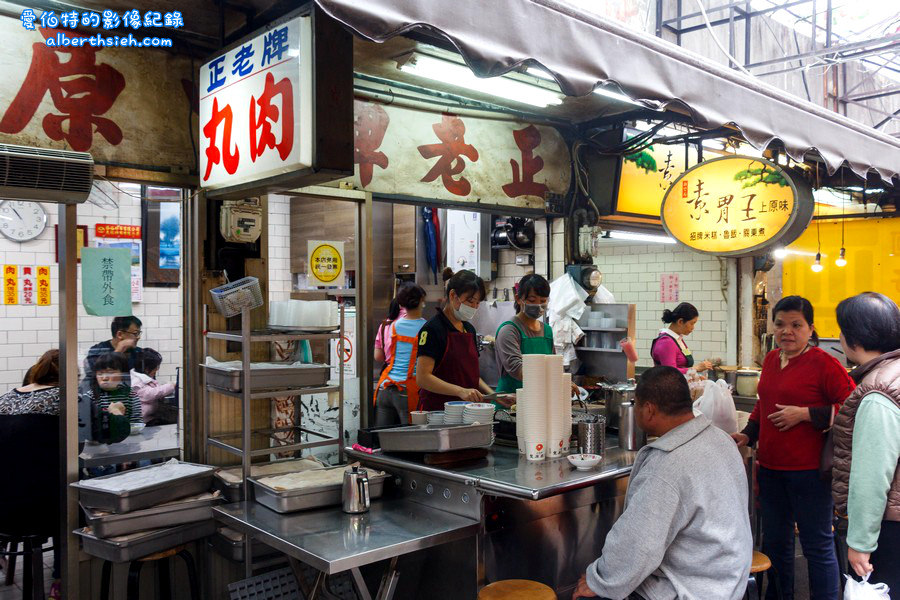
374,557,400,600
350,568,374,600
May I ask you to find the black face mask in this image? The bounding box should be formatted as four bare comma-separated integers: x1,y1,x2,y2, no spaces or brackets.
522,303,547,319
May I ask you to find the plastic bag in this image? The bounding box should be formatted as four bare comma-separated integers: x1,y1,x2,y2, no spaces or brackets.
844,573,891,600
693,379,738,434
592,284,616,304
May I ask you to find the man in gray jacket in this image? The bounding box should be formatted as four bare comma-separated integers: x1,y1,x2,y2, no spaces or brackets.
573,366,752,600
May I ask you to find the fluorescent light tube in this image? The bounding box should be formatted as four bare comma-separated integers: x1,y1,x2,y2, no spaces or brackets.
607,231,676,244
526,66,639,105
402,55,563,108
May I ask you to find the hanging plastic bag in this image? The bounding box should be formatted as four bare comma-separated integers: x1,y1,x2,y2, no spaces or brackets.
592,284,616,304
844,573,891,600
693,379,738,434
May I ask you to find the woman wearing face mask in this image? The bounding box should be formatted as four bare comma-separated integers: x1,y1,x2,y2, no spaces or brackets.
493,275,553,405
650,302,714,374
416,269,493,411
732,296,855,600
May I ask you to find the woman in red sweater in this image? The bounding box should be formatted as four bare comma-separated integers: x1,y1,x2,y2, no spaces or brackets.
733,296,855,600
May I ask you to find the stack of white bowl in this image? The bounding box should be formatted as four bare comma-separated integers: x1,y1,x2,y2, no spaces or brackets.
443,401,467,424
517,354,571,461
426,411,444,425
462,403,495,424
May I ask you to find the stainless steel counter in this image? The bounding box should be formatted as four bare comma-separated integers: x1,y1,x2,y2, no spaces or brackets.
346,442,636,599
214,498,479,575
79,424,180,468
346,440,636,501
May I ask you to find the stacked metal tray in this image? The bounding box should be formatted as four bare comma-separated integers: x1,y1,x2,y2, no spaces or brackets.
203,362,329,393
72,462,216,513
377,423,494,453
250,466,390,514
81,492,222,538
76,520,216,563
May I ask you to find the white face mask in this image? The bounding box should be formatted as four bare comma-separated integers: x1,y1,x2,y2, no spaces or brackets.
453,300,478,322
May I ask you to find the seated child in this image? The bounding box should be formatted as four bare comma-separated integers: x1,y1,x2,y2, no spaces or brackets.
130,349,175,425
79,351,141,444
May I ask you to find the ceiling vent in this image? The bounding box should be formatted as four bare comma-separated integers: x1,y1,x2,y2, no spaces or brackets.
0,144,93,204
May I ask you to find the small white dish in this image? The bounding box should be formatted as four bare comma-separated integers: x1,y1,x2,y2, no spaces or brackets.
129,423,146,436
567,453,602,471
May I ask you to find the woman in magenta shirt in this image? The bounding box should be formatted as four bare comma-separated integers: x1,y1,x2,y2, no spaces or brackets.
650,303,713,374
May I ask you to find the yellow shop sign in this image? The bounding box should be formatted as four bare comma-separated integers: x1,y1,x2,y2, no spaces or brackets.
661,156,813,256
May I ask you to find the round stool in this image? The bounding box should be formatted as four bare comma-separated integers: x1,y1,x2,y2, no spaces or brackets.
478,579,555,600
100,544,200,600
746,551,781,600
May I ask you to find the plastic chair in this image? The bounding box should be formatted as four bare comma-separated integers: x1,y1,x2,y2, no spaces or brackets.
0,414,60,600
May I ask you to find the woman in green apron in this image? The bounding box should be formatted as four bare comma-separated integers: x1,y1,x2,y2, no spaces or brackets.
494,275,554,406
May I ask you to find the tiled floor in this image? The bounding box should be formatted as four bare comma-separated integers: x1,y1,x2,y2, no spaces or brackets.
0,541,55,600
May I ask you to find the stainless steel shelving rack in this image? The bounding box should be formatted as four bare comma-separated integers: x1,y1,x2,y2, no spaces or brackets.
202,304,345,575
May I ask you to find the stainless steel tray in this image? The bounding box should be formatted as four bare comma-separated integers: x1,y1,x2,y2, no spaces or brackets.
377,423,494,453
76,520,216,563
72,462,216,513
82,492,222,538
208,527,282,562
203,363,329,393
250,467,389,514
213,458,327,502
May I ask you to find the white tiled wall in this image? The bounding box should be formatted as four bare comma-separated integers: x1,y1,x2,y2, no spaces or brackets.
267,194,293,302
591,240,732,367
0,181,182,388
490,217,566,297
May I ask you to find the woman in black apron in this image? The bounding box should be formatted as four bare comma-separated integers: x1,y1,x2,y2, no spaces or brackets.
416,270,494,411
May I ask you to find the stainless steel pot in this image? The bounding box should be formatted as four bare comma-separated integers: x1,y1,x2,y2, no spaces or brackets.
605,380,636,429
619,401,647,451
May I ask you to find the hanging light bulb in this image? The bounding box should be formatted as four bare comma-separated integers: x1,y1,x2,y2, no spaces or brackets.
835,247,847,267
773,247,788,259
811,253,824,272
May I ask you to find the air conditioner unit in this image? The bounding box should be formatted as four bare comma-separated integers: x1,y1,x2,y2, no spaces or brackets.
0,144,93,204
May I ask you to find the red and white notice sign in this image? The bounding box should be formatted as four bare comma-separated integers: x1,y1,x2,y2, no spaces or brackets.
660,274,679,303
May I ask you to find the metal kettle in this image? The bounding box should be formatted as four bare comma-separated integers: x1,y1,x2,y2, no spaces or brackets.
342,466,370,514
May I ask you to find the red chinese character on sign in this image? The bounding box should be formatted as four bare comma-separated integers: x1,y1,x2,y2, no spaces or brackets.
23,267,32,275
417,115,479,196
503,125,549,198
202,97,239,181
249,72,294,162
0,29,125,152
38,267,48,276
353,100,389,187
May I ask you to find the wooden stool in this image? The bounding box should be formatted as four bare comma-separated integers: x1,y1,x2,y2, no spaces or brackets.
478,579,556,600
100,544,200,600
746,551,782,600
0,534,49,598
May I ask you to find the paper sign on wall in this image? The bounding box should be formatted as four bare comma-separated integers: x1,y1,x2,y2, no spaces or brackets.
81,248,132,316
36,266,50,306
3,265,17,305
660,274,679,303
19,266,35,305
96,240,143,302
330,308,356,379
307,241,345,287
